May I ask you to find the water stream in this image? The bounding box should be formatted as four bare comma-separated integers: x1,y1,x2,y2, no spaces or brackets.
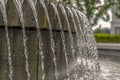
77,9,100,79
27,0,45,80
59,4,75,80
39,1,58,80
0,1,100,80
13,0,30,80
71,8,84,68
0,0,13,80
66,6,78,79
50,3,70,80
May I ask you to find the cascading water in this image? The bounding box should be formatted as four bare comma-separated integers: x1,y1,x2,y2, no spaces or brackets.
76,9,100,79
60,5,75,80
71,8,85,69
66,6,82,79
0,0,13,80
27,0,45,80
72,9,89,79
39,1,58,80
50,3,70,80
0,0,100,80
73,9,88,70
12,0,30,80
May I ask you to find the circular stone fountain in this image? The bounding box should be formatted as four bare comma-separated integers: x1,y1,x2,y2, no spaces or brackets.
0,0,100,80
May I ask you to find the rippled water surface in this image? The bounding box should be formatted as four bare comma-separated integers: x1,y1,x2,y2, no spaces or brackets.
99,53,120,80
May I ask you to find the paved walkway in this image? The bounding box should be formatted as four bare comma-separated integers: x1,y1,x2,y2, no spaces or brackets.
97,43,120,50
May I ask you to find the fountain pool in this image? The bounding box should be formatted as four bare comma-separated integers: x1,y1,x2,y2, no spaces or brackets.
0,0,100,80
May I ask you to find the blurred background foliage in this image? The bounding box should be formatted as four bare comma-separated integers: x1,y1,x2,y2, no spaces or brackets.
94,33,120,42
44,0,120,43
44,0,120,26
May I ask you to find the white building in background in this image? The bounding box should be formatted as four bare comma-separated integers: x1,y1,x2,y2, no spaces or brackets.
111,2,120,34
111,13,120,34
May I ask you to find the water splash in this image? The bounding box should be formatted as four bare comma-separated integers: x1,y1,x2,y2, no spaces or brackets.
27,0,45,80
0,0,13,80
50,3,69,80
59,5,76,80
12,0,30,80
74,9,89,69
39,1,58,80
66,6,80,79
0,1,100,80
71,8,84,67
76,9,100,79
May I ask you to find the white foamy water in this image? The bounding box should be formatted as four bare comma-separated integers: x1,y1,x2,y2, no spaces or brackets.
0,1,100,80
100,59,120,80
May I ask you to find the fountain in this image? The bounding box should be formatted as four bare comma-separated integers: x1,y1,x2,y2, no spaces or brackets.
0,0,100,80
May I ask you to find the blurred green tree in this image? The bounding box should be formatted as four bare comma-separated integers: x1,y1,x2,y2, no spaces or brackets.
111,0,120,18
48,0,120,25
46,0,113,26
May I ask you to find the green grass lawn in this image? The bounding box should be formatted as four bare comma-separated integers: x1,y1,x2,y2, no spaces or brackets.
94,33,120,43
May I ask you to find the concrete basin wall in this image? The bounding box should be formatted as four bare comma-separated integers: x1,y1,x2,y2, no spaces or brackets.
0,28,78,80
0,1,82,79
0,1,99,80
0,0,77,32
97,43,120,56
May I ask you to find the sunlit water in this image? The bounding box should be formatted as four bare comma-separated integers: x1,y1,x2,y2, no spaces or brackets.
13,0,30,80
0,0,100,80
51,3,68,80
40,1,57,80
0,0,13,80
99,53,120,80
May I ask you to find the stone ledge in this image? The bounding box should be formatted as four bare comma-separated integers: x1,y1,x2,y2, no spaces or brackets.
0,1,80,33
97,43,120,50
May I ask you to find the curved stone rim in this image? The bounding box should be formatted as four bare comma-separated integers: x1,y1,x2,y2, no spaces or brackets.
0,1,88,33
